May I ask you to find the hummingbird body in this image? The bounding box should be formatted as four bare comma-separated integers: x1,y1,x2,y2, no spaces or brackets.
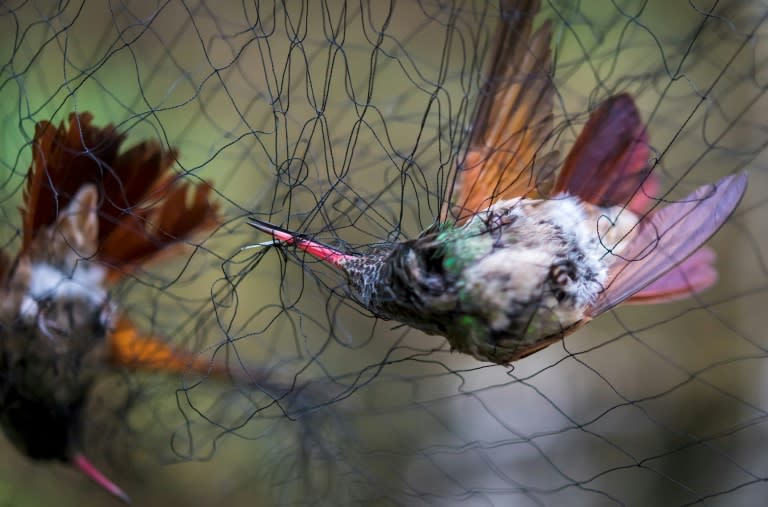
1,257,110,428
333,196,636,363
249,111,747,365
247,0,748,365
2,112,323,501
0,112,228,502
0,187,112,459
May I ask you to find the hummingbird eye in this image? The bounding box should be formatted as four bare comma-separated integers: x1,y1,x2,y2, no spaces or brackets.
549,261,578,303
549,261,577,286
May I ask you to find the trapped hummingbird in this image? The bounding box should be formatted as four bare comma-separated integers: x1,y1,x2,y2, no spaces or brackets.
0,113,308,502
247,0,748,366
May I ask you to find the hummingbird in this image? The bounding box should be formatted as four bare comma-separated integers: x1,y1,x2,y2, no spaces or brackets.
247,0,748,366
0,112,306,502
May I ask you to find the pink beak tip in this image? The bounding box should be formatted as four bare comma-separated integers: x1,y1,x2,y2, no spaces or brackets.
73,452,131,504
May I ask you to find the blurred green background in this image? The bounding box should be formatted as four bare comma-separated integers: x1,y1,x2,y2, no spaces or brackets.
0,1,767,505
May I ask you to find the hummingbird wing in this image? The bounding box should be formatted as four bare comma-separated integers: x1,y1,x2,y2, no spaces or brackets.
108,316,320,406
552,93,654,212
621,248,717,305
108,315,216,376
449,0,556,219
22,112,219,281
552,94,733,306
23,112,129,249
589,172,748,316
99,176,219,282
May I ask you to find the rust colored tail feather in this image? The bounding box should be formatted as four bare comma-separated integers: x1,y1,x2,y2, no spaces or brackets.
23,112,219,281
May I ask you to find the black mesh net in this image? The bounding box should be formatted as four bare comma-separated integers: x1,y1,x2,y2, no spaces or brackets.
0,1,767,506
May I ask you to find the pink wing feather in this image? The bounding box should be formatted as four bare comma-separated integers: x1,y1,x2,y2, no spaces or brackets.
623,247,717,305
553,94,654,210
590,172,747,315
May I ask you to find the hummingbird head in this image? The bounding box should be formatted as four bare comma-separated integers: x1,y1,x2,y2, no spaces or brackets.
0,185,112,403
13,259,115,348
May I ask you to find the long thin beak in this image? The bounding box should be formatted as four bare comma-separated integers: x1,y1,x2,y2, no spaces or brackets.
73,452,131,504
247,218,351,267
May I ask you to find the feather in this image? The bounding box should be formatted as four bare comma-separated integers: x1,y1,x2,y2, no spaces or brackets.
450,0,555,219
553,94,653,209
624,247,717,304
22,113,125,249
48,185,99,261
100,178,219,280
21,112,220,280
590,172,747,315
107,316,311,402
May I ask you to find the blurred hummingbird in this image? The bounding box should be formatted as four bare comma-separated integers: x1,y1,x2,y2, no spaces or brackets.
248,0,748,365
0,113,306,502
